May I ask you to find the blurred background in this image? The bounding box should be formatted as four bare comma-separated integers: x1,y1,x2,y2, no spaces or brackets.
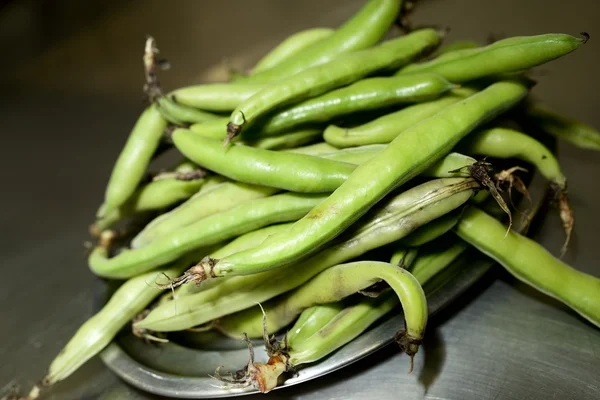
0,0,599,399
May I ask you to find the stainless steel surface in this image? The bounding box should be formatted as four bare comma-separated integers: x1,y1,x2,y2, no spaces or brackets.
1,0,600,399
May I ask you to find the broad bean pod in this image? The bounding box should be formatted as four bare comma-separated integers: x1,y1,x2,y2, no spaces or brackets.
93,161,209,233
155,96,220,124
135,177,479,332
191,81,528,281
35,250,212,395
241,0,402,83
454,206,600,328
525,103,600,151
401,210,462,247
408,238,468,285
397,33,587,83
243,73,455,137
101,105,167,216
169,83,265,112
173,130,356,193
323,93,467,148
251,28,335,74
227,29,442,139
285,303,347,344
130,179,278,249
88,192,327,279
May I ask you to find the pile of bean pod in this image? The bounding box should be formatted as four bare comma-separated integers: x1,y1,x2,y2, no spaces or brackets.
15,0,600,398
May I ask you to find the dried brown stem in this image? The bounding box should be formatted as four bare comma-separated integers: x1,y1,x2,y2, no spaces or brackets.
132,310,169,343
154,257,217,289
550,182,574,257
469,160,513,235
394,330,422,374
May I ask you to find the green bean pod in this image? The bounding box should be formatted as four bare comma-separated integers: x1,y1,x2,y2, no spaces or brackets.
216,262,428,357
101,105,167,216
285,303,347,344
38,251,208,392
401,210,462,247
130,179,278,249
93,160,209,233
397,33,587,83
169,83,265,112
88,192,327,279
323,94,466,148
243,0,403,83
408,239,468,285
455,206,600,328
135,177,479,332
228,29,442,137
155,96,220,124
248,73,455,136
525,103,600,151
251,28,335,74
194,81,528,280
173,130,356,193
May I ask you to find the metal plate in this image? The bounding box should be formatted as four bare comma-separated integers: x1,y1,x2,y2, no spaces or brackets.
94,158,550,398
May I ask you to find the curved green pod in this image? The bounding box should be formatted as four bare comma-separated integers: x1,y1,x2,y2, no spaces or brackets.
173,130,356,193
217,261,428,355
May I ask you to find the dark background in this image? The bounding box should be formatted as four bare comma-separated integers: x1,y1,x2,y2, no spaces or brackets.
1,1,599,399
